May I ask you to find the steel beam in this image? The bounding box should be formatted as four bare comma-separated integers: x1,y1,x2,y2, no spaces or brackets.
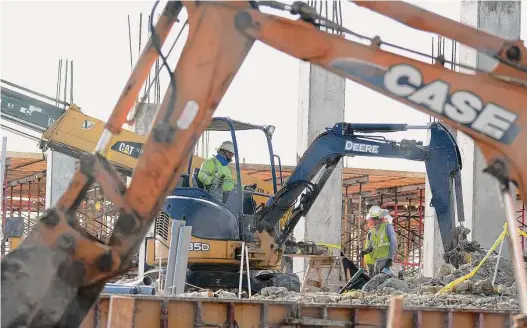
343,175,369,186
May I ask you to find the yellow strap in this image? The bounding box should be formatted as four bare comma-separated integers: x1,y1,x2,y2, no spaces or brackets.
436,223,527,295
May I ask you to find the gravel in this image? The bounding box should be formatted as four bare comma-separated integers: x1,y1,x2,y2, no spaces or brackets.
251,253,525,311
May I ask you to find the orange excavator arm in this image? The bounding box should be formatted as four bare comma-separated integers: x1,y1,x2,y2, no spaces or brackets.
1,1,527,327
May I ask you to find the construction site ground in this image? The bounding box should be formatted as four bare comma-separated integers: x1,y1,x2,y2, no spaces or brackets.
91,249,526,327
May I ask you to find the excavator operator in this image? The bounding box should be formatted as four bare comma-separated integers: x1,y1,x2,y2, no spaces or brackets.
360,205,397,277
197,140,236,203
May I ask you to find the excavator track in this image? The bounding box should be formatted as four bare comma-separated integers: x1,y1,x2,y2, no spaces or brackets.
80,294,524,328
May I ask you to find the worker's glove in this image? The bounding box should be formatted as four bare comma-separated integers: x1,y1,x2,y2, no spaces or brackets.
359,250,366,258
244,183,257,191
217,174,226,185
384,258,393,269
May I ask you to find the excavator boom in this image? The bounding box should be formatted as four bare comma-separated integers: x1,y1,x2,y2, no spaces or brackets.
2,1,527,326
257,121,462,255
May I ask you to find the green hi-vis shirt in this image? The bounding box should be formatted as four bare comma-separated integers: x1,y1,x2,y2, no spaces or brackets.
197,157,235,192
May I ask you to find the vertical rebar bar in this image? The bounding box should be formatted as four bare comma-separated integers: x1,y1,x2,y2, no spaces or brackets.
358,183,363,262
56,59,62,107
27,182,31,230
18,184,22,219
128,15,133,72
418,189,423,274
63,59,68,107
37,177,41,218
55,59,61,107
70,60,74,104
406,199,412,271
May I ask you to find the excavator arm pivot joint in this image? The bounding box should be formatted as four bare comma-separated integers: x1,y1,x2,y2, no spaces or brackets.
482,158,510,190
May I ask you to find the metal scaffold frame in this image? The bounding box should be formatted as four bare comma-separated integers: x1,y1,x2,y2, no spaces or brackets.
341,184,425,278
342,188,527,279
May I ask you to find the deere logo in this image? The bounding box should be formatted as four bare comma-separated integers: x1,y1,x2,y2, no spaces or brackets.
345,140,379,154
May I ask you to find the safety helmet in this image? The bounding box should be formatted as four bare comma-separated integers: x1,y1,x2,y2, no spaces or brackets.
368,205,383,219
218,141,235,155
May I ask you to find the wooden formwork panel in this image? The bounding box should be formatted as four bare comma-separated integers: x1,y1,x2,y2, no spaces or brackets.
80,295,520,328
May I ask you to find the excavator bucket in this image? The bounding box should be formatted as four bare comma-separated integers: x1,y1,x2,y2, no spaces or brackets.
424,122,465,256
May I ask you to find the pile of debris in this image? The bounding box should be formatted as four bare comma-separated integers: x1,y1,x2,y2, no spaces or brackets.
251,253,524,311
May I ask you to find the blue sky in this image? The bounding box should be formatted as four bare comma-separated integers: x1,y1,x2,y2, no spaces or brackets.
2,0,525,173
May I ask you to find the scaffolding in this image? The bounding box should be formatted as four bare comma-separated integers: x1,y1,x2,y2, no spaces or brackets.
341,184,425,278
2,156,526,279
342,186,527,279
0,154,127,264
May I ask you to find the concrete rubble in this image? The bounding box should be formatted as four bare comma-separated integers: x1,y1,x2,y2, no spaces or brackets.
250,253,525,311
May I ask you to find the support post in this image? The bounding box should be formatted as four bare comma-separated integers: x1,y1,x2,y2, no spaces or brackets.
164,219,185,293
294,24,346,289
423,127,444,277
458,0,521,258
45,150,76,208
133,102,159,278
173,225,192,295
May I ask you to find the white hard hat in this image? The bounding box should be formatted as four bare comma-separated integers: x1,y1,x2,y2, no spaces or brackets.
218,141,235,154
368,205,382,219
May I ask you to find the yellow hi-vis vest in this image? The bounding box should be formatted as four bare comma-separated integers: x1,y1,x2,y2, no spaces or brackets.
363,230,374,265
371,222,391,260
197,157,235,192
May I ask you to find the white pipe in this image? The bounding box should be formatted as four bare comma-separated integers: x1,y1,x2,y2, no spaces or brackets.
238,242,245,299
245,245,251,298
502,185,527,314
492,237,504,287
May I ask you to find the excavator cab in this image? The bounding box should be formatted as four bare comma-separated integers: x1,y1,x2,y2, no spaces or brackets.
150,117,281,265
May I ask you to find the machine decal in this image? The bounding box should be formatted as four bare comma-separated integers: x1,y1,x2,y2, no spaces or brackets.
1,87,64,129
81,120,95,130
189,242,210,251
110,141,144,158
345,140,379,154
329,59,520,144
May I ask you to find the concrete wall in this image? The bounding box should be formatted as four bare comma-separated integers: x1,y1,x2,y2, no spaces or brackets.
45,150,77,208
133,102,159,277
294,60,345,289
424,0,521,277
461,0,521,259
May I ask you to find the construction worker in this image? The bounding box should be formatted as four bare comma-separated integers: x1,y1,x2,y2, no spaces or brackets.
359,205,397,277
363,218,375,276
197,140,236,203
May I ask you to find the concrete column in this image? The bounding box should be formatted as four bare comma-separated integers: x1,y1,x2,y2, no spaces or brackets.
45,150,76,208
459,0,520,259
293,60,346,289
423,1,521,276
133,102,159,277
423,129,444,277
